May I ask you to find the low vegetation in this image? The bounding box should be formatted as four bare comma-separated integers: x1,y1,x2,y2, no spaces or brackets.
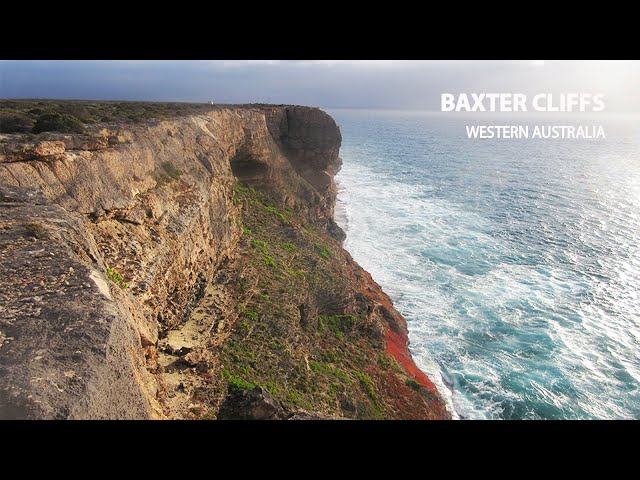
0,111,32,133
318,314,357,338
0,99,223,134
406,378,422,391
317,244,332,259
106,267,129,289
32,112,85,134
281,242,297,251
213,180,419,419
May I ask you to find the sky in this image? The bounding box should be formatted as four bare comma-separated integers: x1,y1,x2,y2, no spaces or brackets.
1,60,639,112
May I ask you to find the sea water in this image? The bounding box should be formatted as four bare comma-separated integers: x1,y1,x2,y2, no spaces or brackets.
330,109,640,419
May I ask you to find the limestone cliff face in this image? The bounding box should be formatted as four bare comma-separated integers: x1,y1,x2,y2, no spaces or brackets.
0,105,449,419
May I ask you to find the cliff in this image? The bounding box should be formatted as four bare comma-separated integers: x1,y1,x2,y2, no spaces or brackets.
0,102,449,419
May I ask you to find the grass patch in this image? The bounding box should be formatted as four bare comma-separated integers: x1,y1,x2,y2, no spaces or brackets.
234,183,258,198
284,389,312,409
286,269,305,278
106,267,129,289
244,307,259,322
309,361,349,381
223,370,256,393
318,314,357,337
252,239,277,268
264,382,279,396
262,253,277,268
281,242,297,251
317,244,333,259
322,351,339,363
354,371,376,400
243,227,253,235
252,239,267,249
377,353,392,369
224,339,257,363
228,377,256,393
264,205,289,223
237,364,251,374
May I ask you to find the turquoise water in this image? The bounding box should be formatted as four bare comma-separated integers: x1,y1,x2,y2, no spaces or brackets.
329,109,640,419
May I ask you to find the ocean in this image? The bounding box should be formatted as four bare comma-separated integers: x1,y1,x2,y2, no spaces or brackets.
329,109,640,419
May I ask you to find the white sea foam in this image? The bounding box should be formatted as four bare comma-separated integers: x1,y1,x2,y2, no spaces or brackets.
331,109,640,419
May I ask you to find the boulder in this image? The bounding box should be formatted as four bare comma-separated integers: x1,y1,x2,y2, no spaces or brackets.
181,349,215,372
218,386,286,420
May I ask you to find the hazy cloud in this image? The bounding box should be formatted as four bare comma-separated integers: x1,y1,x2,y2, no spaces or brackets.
1,60,639,111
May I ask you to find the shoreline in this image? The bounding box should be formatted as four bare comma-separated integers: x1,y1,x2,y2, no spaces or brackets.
333,173,452,419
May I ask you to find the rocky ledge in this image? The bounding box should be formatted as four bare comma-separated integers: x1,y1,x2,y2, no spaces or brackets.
0,103,449,419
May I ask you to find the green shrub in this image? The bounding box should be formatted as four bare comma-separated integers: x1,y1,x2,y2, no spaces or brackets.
0,111,33,133
321,351,338,363
318,314,356,336
58,104,94,122
228,376,256,393
286,390,304,406
355,371,376,399
317,245,332,259
264,205,289,222
286,269,305,278
252,239,277,268
0,100,224,129
32,112,85,134
234,183,257,197
106,267,129,289
309,360,331,375
282,242,297,251
406,379,422,391
244,307,259,321
264,382,279,396
262,253,277,268
309,361,348,380
377,353,392,369
252,239,267,250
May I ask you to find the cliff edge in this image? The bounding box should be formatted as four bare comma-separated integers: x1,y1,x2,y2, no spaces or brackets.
0,101,449,419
